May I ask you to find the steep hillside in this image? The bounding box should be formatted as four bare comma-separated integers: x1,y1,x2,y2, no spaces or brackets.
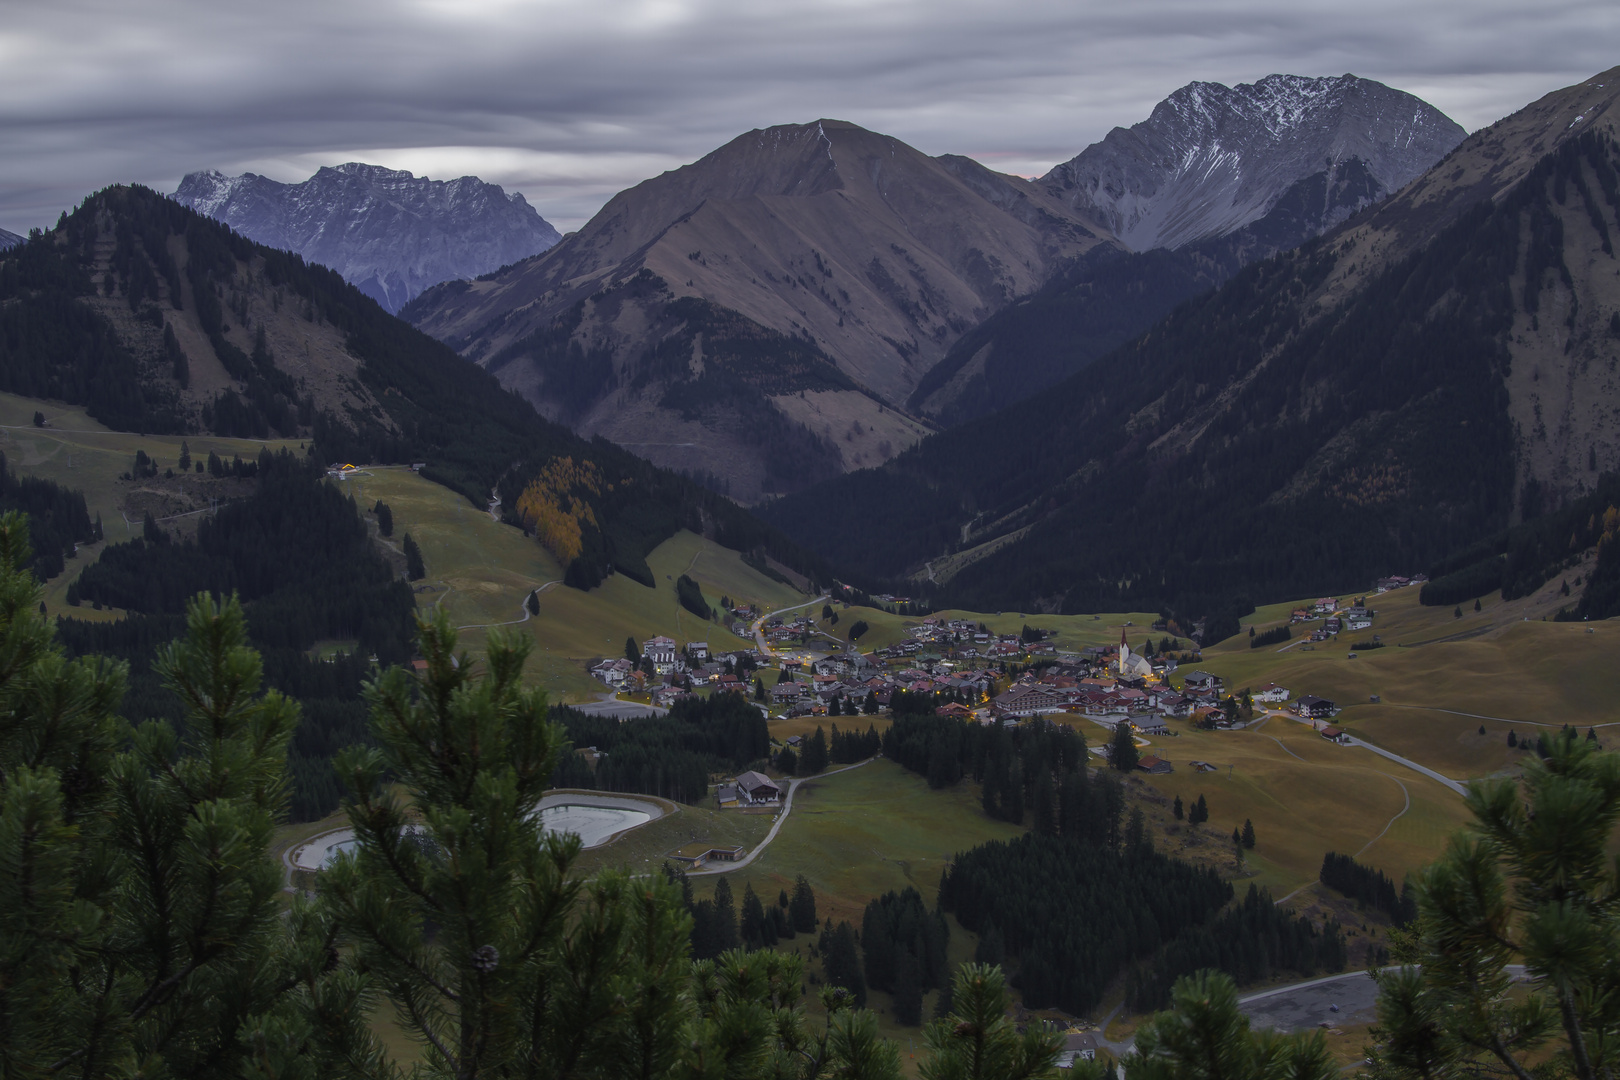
173,164,560,313
914,75,1465,424
911,157,1392,423
763,69,1620,625
1042,74,1465,252
0,186,833,592
403,120,1114,498
0,227,22,251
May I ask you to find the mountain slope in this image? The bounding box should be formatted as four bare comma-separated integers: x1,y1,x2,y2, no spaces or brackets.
761,68,1620,623
0,228,22,251
173,164,560,313
1042,74,1466,252
402,120,1116,499
909,78,1465,424
0,184,832,591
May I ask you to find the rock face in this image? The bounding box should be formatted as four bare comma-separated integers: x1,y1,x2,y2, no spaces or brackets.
0,228,22,251
172,164,560,313
403,120,1115,499
1042,74,1467,251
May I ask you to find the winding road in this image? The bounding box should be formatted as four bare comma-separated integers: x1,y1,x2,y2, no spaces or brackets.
688,757,875,876
749,594,831,654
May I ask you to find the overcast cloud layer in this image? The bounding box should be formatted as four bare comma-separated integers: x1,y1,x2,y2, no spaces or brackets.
2,0,1617,235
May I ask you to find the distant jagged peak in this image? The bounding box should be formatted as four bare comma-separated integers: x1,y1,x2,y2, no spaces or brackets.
172,161,560,313
1043,73,1466,251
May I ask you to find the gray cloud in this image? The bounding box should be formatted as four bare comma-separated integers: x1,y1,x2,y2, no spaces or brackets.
2,0,1616,234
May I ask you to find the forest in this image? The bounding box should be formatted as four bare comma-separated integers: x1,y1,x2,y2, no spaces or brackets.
55,451,415,820
764,133,1620,624
0,186,837,598
0,450,99,581
548,693,769,803
1318,852,1418,925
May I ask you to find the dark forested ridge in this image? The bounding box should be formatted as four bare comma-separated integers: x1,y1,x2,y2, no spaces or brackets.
0,185,834,594
764,133,1620,620
55,452,415,820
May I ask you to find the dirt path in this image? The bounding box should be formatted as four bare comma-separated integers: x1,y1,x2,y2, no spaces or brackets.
455,580,559,632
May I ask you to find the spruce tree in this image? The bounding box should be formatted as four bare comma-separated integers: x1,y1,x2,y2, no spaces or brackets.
741,882,768,950
625,636,639,663
713,876,739,952
1241,818,1256,849
1109,720,1140,772
1173,794,1184,820
401,532,425,580
893,952,923,1026
790,874,818,932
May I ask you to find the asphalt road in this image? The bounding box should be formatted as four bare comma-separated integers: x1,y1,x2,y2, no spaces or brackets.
1239,970,1381,1033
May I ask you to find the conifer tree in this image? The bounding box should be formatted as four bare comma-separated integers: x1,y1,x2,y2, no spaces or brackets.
401,532,425,580
1173,794,1184,820
1241,818,1256,849
324,611,699,1078
1109,721,1140,772
790,874,818,933
920,964,1066,1080
1126,970,1333,1080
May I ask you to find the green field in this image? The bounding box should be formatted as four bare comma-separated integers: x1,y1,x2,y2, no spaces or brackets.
272,465,813,701
832,602,1162,654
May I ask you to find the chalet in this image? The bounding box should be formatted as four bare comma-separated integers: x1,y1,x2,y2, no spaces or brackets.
771,681,805,705
689,641,709,662
1254,683,1290,703
1159,694,1196,719
1130,715,1170,736
1181,670,1221,694
1297,695,1336,718
1136,755,1173,775
733,771,781,805
1057,1033,1099,1067
1320,725,1351,744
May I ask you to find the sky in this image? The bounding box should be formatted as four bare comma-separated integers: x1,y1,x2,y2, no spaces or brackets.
2,0,1617,236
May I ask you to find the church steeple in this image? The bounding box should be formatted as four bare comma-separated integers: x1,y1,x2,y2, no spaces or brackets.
1118,627,1130,675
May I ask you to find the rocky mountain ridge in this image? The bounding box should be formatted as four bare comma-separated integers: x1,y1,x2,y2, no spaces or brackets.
0,227,22,251
1041,74,1466,251
403,120,1116,500
762,67,1620,622
173,164,560,313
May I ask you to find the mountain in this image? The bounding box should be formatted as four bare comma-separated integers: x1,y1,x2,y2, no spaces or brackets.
911,76,1466,424
0,184,830,591
172,164,561,313
1042,74,1466,252
761,68,1620,626
0,227,22,251
402,120,1117,500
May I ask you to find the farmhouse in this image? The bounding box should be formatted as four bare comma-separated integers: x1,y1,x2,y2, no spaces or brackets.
1136,755,1173,775
1130,715,1170,736
1297,695,1337,718
1320,725,1351,744
733,770,781,805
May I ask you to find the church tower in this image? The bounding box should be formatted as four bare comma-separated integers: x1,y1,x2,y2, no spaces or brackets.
1118,627,1130,676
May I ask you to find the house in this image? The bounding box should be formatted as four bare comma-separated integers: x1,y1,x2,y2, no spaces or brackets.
1254,683,1290,703
1181,670,1221,693
1057,1033,1099,1068
1320,725,1351,744
1131,715,1170,736
715,784,740,809
1297,695,1336,718
771,681,805,705
689,641,709,662
1136,755,1173,774
734,770,781,804
1347,618,1372,631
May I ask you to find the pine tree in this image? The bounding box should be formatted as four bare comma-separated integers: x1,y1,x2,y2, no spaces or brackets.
1173,794,1184,820
893,951,923,1026
920,964,1065,1080
1127,970,1332,1080
526,589,540,615
1241,818,1256,849
973,923,1005,966
401,531,425,580
373,499,393,536
741,882,768,950
1192,793,1209,825
323,611,699,1077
